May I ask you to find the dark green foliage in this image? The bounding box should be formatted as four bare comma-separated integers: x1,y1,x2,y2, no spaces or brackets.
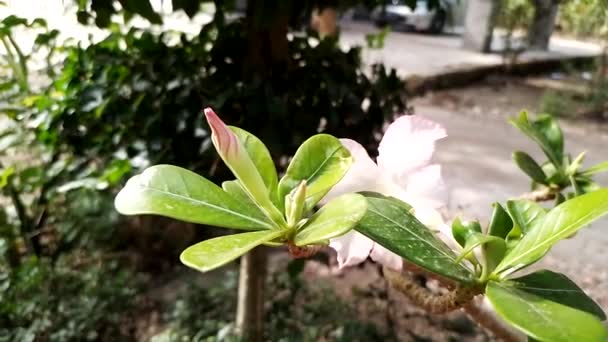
34,22,406,180
0,257,143,342
162,267,387,341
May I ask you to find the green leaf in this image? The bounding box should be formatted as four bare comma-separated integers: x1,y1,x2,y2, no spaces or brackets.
456,232,505,267
505,200,547,234
115,165,275,230
180,230,283,272
294,193,367,246
222,180,254,205
230,126,279,207
495,189,608,276
356,196,475,284
278,134,352,211
510,112,563,167
358,191,413,212
486,281,606,342
488,203,513,239
581,161,608,176
565,152,586,176
511,270,606,320
513,151,547,184
451,217,481,247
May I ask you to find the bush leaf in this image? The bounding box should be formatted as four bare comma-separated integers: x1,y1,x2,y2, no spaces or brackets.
356,196,475,284
180,230,283,272
495,189,608,276
278,134,352,211
115,165,275,230
294,193,367,246
486,281,606,342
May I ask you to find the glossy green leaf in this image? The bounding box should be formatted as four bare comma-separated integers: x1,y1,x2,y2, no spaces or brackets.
456,232,505,267
356,196,475,284
285,181,307,228
511,270,605,320
180,230,283,272
358,191,413,212
486,281,606,342
205,109,284,226
294,193,367,246
505,200,547,234
451,217,481,247
495,189,608,276
115,165,275,230
488,203,513,239
230,126,279,206
581,161,608,176
222,180,253,205
513,151,547,184
278,134,352,211
510,112,563,167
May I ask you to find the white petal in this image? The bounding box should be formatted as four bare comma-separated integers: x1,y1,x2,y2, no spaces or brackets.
405,164,447,207
434,223,461,251
370,243,403,270
377,115,446,183
322,138,380,202
329,231,374,268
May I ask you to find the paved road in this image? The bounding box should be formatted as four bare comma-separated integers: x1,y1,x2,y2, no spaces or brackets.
418,104,608,306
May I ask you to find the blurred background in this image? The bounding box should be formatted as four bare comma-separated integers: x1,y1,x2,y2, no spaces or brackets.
1,0,607,341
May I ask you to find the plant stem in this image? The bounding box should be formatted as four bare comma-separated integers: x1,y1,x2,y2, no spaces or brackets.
235,247,267,341
384,265,524,341
463,298,525,342
383,267,481,314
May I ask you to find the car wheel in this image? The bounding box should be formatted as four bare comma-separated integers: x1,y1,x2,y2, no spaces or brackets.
427,10,446,34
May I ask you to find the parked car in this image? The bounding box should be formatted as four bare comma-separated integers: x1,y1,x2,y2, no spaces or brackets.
370,0,453,34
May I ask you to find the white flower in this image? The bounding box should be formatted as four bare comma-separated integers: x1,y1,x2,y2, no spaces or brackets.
323,115,450,271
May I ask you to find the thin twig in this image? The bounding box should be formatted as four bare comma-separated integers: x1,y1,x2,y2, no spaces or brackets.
518,187,556,202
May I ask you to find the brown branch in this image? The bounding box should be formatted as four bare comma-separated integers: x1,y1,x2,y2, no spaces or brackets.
518,187,556,202
464,299,525,342
383,267,481,314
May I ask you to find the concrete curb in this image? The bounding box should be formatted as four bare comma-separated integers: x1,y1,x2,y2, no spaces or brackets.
404,55,599,96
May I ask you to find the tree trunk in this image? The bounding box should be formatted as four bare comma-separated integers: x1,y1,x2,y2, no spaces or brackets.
527,0,559,50
462,0,500,53
235,247,268,341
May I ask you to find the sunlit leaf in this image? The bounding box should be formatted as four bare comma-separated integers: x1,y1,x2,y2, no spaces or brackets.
115,165,275,230
505,200,547,234
230,126,279,207
278,134,352,211
356,196,475,284
581,161,608,176
495,189,608,276
294,193,367,246
486,281,606,342
180,230,283,272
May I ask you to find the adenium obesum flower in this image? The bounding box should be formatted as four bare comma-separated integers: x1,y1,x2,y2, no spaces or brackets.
323,115,449,271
